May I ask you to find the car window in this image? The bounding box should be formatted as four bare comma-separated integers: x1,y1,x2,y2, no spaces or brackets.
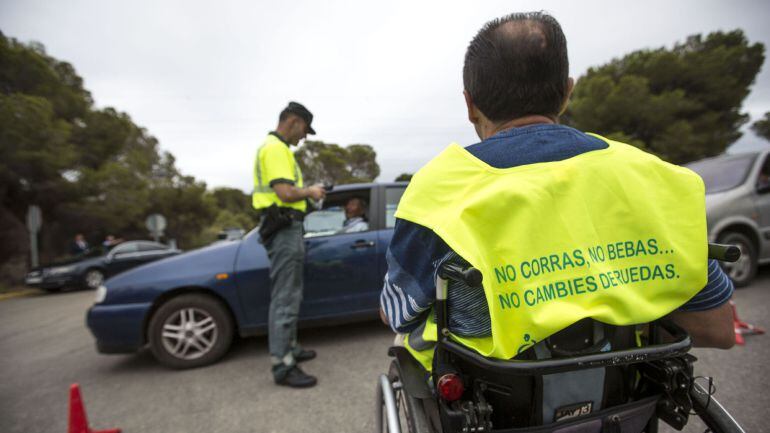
687,154,757,194
110,242,139,255
385,187,406,228
303,190,371,238
138,241,168,251
304,207,346,237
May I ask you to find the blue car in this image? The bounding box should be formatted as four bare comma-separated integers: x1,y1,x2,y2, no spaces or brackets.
87,183,406,368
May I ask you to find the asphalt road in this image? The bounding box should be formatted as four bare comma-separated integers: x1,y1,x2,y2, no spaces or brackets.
1,269,768,433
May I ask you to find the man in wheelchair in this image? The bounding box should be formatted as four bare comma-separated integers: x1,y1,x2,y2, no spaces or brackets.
378,12,737,433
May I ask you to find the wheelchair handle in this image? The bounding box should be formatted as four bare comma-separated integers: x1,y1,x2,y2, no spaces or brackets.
437,262,483,288
708,243,741,262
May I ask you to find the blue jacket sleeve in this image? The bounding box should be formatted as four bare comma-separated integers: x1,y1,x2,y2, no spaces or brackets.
380,218,450,333
679,260,734,312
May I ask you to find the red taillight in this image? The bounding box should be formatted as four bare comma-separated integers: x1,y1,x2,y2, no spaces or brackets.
437,373,465,401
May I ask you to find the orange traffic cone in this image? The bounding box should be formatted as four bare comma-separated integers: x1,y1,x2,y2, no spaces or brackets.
731,300,765,346
68,383,121,433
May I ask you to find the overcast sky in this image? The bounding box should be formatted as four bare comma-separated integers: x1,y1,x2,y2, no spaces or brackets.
2,0,770,192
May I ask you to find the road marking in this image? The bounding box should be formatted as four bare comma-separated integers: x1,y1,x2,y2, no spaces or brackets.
0,288,44,301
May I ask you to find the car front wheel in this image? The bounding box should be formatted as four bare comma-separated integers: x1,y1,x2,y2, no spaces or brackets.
718,231,757,288
82,269,104,290
148,294,234,369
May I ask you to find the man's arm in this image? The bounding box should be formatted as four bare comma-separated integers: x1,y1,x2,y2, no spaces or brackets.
667,302,734,349
667,260,735,349
380,219,450,333
272,182,325,203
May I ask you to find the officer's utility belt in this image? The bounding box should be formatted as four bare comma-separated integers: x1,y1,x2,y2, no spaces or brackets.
258,204,304,243
280,208,305,222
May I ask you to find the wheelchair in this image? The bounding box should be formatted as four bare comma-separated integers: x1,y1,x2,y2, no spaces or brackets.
376,244,745,433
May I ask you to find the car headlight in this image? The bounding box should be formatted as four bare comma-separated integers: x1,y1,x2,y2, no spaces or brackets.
94,285,107,304
48,265,76,275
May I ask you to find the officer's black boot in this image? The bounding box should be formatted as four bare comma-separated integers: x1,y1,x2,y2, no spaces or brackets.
275,365,317,388
294,348,317,362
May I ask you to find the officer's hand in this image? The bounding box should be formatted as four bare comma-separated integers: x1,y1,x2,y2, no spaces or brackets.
306,185,326,201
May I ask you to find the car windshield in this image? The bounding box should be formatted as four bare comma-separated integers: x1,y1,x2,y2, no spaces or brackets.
687,154,757,194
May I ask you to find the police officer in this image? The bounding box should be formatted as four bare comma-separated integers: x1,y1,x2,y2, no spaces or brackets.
380,12,735,374
253,101,325,388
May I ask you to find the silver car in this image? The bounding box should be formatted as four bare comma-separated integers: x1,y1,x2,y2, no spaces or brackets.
687,149,770,286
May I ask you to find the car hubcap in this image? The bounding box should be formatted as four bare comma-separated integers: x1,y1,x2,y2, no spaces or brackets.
86,271,103,289
724,242,751,282
161,308,218,360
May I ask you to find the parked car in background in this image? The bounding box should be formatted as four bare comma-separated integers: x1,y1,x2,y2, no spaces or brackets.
687,149,770,286
25,240,181,292
87,183,407,368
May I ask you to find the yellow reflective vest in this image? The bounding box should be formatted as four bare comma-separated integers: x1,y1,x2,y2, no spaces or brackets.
397,134,708,371
252,133,306,212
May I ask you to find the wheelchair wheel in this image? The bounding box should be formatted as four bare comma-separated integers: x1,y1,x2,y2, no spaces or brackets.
690,381,746,433
376,361,432,433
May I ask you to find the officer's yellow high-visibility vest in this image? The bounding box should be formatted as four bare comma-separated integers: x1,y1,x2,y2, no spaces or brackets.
252,134,306,212
397,135,708,371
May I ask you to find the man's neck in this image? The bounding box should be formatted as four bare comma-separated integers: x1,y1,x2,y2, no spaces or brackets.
271,129,291,145
481,114,556,140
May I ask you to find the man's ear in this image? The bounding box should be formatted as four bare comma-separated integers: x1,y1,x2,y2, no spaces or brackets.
464,90,479,125
289,116,304,140
558,77,575,116
288,115,299,131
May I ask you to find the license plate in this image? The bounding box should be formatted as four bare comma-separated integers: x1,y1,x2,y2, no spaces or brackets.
25,277,43,284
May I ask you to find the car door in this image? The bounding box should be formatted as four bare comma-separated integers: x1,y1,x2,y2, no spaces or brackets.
301,187,380,318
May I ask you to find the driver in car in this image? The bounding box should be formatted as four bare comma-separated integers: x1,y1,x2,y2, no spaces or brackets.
339,197,369,233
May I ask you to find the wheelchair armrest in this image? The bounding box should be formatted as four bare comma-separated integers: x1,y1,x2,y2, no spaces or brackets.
440,320,691,376
388,346,433,399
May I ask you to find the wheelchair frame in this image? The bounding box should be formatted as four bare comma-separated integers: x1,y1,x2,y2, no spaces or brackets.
376,244,745,433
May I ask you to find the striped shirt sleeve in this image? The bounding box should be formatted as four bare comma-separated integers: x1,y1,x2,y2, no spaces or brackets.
679,259,734,312
381,219,450,333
